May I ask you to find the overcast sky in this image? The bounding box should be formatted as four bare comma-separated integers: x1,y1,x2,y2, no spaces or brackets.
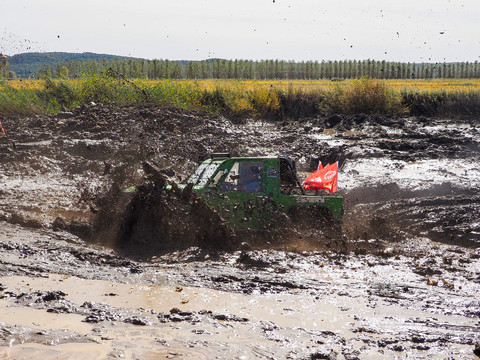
1,0,479,62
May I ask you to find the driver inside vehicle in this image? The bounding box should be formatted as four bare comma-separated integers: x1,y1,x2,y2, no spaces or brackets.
239,166,263,193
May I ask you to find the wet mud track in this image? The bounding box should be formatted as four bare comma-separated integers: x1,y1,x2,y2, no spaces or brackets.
0,104,479,359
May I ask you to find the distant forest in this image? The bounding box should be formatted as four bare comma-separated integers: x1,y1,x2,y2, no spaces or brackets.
2,52,480,79
27,58,480,80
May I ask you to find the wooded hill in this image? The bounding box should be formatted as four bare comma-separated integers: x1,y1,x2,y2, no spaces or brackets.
3,52,480,79
6,52,129,78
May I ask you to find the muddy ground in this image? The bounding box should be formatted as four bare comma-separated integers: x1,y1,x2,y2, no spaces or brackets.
0,103,479,359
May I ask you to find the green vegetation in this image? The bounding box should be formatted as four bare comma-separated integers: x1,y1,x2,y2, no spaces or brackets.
2,75,479,119
36,77,78,111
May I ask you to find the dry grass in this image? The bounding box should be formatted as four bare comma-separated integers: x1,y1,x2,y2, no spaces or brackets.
5,78,480,92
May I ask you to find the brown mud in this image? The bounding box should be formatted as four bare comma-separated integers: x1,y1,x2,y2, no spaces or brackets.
0,103,479,359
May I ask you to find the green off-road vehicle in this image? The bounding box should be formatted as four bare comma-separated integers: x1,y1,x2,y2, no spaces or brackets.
181,153,343,230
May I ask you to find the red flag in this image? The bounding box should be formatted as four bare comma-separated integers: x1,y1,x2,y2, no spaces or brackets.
303,162,338,193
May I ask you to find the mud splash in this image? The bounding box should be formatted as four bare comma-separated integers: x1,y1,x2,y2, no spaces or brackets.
99,173,236,257
93,160,343,256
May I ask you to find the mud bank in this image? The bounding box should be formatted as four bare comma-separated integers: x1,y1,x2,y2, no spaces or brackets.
0,104,479,358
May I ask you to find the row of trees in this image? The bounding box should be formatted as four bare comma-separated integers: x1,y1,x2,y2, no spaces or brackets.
32,58,480,80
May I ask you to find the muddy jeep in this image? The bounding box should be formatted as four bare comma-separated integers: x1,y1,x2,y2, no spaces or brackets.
182,154,344,230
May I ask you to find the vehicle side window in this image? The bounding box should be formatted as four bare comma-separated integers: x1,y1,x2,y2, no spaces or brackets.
239,162,264,193
219,161,264,193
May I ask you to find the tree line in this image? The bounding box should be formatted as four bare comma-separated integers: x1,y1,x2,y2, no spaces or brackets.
27,58,480,80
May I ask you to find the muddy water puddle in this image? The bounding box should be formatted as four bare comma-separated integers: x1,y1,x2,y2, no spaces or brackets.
1,246,479,359
0,274,357,359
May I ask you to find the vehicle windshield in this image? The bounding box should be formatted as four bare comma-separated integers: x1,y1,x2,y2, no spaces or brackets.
185,162,219,187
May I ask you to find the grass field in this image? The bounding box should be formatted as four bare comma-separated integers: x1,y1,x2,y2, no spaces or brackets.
193,78,480,92
5,78,480,91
